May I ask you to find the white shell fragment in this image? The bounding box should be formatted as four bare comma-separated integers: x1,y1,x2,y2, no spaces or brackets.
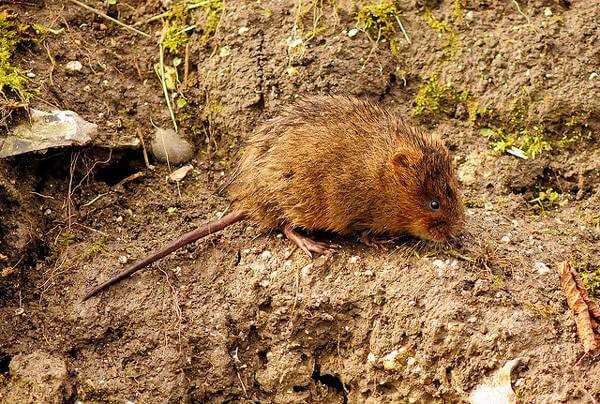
0,109,97,158
469,358,522,404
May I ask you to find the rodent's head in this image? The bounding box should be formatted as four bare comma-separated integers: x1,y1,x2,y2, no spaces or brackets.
386,137,465,242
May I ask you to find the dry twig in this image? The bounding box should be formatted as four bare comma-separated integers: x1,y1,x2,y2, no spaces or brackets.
68,0,150,38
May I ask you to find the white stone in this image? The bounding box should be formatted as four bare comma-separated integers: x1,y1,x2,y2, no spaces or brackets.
347,28,359,38
534,261,551,275
65,60,83,72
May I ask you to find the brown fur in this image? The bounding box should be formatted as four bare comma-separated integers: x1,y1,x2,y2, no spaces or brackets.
82,94,465,300
229,95,465,241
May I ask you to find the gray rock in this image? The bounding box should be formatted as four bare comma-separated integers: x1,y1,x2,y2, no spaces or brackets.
150,127,194,164
0,109,97,158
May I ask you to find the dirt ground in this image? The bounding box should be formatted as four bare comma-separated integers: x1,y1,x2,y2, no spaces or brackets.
1,0,600,402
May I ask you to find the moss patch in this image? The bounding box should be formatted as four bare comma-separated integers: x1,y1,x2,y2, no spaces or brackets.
355,0,407,56
161,0,224,54
412,74,469,119
0,11,41,122
579,264,600,299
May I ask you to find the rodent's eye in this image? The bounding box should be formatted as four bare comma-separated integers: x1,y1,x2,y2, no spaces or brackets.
429,199,440,211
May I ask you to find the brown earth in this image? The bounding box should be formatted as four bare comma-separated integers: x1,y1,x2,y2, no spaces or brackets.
1,0,600,402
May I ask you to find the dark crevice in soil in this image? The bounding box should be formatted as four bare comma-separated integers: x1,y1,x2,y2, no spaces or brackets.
0,352,11,373
378,72,397,101
311,363,349,404
93,149,145,186
292,384,309,392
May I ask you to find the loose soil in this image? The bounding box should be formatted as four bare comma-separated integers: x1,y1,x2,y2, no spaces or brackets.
1,0,599,402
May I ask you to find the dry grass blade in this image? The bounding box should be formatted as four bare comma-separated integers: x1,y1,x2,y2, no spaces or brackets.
68,0,151,38
560,261,597,353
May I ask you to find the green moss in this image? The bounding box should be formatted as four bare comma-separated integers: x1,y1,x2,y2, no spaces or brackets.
423,9,461,59
85,235,107,259
579,264,600,299
0,12,34,104
423,9,451,32
413,74,469,118
57,231,77,248
161,0,224,53
453,0,465,22
529,188,559,209
161,21,189,54
480,126,551,159
491,274,504,289
356,0,405,56
188,0,224,45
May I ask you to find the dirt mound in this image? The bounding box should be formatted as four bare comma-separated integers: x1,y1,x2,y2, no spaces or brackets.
1,0,599,402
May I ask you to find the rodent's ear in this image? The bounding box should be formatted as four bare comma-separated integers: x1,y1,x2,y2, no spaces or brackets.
391,147,423,169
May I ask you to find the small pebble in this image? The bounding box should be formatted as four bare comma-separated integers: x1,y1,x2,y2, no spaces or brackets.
118,256,128,265
15,308,25,315
65,60,83,72
347,28,359,38
151,127,194,164
259,279,270,287
26,71,36,78
301,263,313,277
590,72,599,80
238,26,249,34
543,7,553,17
348,255,360,264
367,352,378,365
115,216,123,223
501,235,510,243
465,10,474,21
534,261,551,275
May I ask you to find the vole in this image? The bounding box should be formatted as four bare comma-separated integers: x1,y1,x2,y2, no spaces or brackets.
82,95,465,301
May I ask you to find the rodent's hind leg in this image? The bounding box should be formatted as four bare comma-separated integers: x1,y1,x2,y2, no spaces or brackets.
283,225,331,258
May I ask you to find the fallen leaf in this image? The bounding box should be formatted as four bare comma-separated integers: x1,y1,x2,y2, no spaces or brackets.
560,261,597,353
567,263,600,320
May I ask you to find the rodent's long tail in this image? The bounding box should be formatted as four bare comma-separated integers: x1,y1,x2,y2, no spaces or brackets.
82,210,246,302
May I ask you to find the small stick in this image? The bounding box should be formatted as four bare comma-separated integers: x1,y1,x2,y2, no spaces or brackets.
111,171,145,190
157,32,179,133
132,10,170,27
68,0,151,38
395,15,411,44
137,129,155,170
